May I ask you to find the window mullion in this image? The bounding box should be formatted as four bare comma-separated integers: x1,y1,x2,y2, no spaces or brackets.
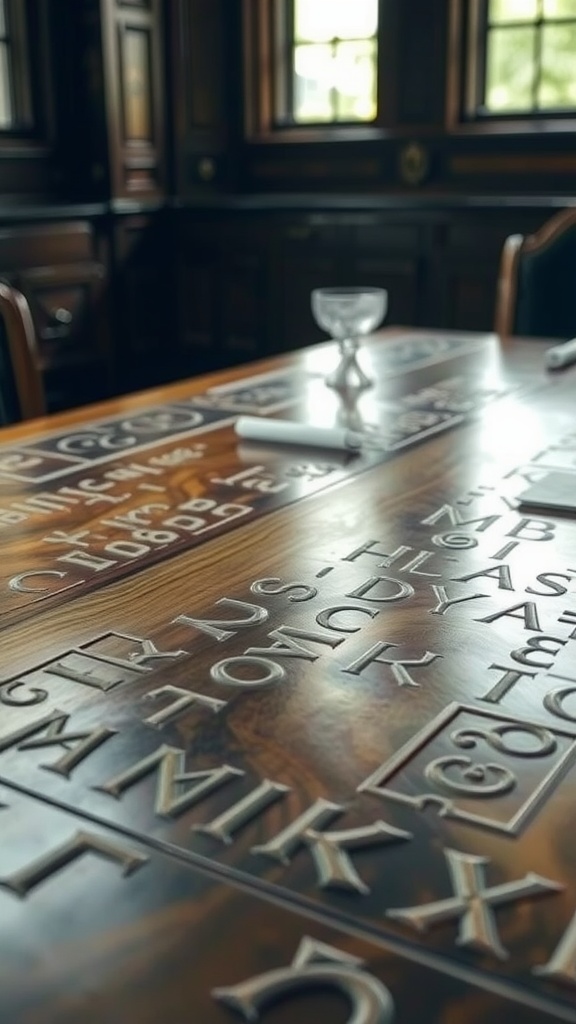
533,2,543,110
285,0,295,125
0,0,13,128
480,0,489,112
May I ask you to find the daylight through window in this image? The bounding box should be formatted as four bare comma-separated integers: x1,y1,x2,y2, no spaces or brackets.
482,0,576,113
287,0,378,124
0,0,14,128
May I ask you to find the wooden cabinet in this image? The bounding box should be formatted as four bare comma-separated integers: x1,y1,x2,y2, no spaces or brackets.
0,201,561,416
173,204,554,375
0,219,113,411
18,261,111,411
175,210,428,369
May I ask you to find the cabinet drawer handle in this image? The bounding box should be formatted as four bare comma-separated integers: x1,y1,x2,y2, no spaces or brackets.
51,307,73,325
41,307,74,342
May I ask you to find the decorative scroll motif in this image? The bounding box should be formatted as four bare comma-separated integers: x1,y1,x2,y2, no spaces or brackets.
213,936,395,1023
424,756,516,798
358,702,576,835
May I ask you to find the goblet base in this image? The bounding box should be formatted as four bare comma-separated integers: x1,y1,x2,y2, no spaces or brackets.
326,339,373,390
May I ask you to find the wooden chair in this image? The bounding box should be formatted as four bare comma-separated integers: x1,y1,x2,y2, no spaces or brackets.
495,208,576,340
0,280,46,423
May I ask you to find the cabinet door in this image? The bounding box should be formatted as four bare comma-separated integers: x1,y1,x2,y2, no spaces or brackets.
178,249,218,360
219,221,270,363
431,212,547,332
17,262,112,411
177,216,272,375
100,0,167,200
113,214,176,391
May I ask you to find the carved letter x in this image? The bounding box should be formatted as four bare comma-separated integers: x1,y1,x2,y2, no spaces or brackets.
387,847,562,959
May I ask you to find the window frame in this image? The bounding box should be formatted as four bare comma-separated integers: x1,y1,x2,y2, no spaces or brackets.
0,0,32,133
0,0,53,146
243,0,392,142
447,0,576,133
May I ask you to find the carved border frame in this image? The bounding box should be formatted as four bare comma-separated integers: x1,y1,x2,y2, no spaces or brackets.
359,701,576,836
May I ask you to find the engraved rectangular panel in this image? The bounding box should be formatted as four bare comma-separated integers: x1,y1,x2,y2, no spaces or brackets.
104,0,165,199
359,702,576,835
120,25,153,142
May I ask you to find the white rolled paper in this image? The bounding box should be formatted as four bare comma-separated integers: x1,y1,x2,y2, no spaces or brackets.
235,416,362,452
545,337,576,370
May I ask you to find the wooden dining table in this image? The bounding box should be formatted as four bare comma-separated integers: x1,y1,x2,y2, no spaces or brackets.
0,326,575,1023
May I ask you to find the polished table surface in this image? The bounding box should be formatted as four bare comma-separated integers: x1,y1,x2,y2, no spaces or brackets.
0,328,575,1022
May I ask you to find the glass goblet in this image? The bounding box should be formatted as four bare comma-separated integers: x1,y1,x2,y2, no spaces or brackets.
311,286,387,389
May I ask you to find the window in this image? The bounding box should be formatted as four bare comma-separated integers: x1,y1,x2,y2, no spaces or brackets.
276,0,378,125
0,0,33,131
471,0,576,116
0,0,14,127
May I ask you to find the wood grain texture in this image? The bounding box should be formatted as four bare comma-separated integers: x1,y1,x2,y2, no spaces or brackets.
0,329,575,1022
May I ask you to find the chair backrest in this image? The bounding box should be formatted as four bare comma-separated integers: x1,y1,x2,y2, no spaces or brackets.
0,280,45,424
495,208,576,340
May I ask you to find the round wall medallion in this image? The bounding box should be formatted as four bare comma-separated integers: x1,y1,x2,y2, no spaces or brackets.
197,156,217,182
398,141,430,186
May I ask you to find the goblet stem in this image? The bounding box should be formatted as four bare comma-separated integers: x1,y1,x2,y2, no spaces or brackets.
326,337,373,390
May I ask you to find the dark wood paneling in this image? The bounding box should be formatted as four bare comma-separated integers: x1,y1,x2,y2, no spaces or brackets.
0,200,566,415
112,212,175,391
49,0,111,200
101,0,167,200
176,214,272,372
169,0,240,197
395,0,448,126
173,206,556,363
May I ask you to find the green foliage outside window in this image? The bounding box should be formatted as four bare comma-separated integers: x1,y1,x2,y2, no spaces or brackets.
291,0,378,123
484,0,576,112
0,0,13,128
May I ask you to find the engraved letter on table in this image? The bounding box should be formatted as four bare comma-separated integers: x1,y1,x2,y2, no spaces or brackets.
213,936,395,1022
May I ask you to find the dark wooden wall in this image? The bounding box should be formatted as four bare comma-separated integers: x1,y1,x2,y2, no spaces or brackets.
0,0,575,412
